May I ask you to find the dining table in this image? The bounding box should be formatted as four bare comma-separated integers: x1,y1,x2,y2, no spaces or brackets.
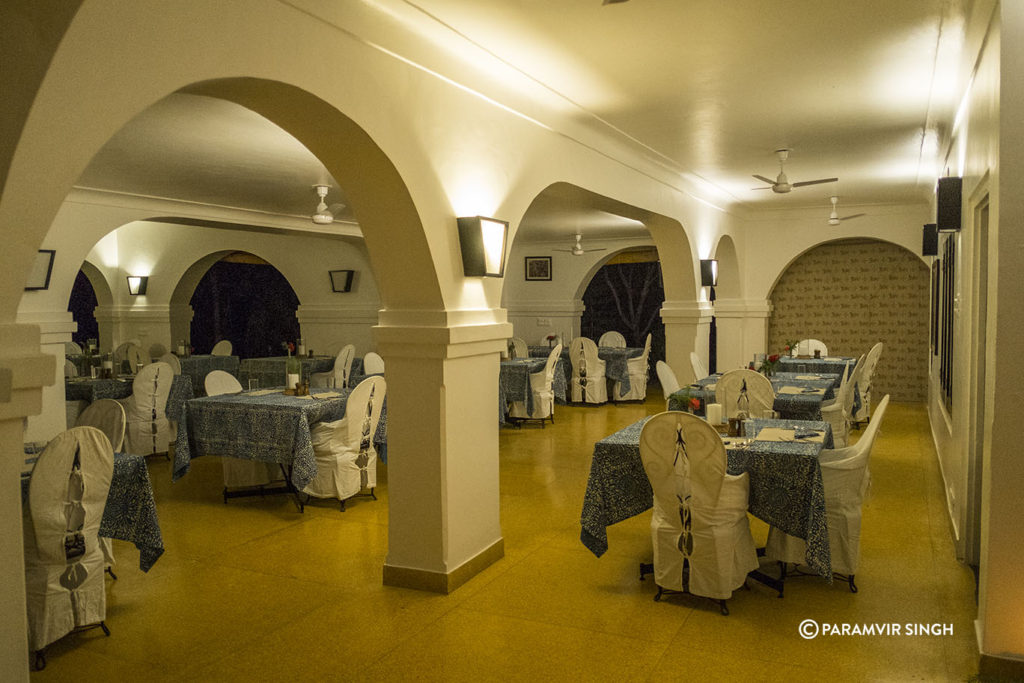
237,355,336,389
499,357,546,423
22,446,164,572
176,354,241,395
172,386,389,497
528,344,643,399
580,415,835,581
669,372,838,421
777,355,858,375
65,374,194,422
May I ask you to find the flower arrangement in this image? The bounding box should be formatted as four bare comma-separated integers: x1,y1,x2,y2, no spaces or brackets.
758,353,780,377
546,334,556,348
674,387,703,413
784,339,799,357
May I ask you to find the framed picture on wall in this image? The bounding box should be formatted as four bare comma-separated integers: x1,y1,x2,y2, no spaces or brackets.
525,256,551,281
25,250,55,291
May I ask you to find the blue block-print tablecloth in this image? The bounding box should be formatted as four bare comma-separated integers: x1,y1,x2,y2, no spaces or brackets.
528,345,643,399
238,355,336,390
669,372,838,421
579,416,834,580
177,354,241,395
65,374,194,422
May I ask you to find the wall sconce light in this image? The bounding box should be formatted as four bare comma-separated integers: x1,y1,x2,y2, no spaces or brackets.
126,275,149,295
457,216,508,277
936,176,962,232
700,259,719,287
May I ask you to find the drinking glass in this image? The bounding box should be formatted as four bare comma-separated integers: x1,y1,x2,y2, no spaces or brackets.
248,378,259,391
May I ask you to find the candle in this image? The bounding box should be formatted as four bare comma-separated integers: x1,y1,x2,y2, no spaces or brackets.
706,403,723,425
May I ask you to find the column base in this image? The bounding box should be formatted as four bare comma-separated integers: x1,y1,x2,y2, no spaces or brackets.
383,538,504,594
980,653,1024,680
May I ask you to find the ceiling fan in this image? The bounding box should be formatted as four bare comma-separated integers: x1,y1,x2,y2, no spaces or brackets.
311,184,345,225
828,196,865,225
554,233,607,256
752,148,838,194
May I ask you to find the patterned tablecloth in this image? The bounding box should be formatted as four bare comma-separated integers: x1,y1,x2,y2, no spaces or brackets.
777,356,858,375
65,374,194,422
499,358,546,422
237,355,336,390
173,387,389,488
579,415,834,579
65,354,93,377
22,449,164,572
177,355,240,395
669,373,837,421
528,345,643,399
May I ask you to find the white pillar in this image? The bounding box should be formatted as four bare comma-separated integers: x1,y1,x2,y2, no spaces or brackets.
375,312,512,592
0,323,57,681
714,298,772,371
505,299,583,345
94,304,173,358
660,300,713,384
16,312,76,441
296,303,379,357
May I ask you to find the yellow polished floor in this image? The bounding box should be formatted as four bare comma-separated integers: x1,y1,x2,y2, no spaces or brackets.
32,396,980,681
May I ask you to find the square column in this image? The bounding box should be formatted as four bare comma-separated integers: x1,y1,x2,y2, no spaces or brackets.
375,315,512,593
660,301,713,384
713,298,772,372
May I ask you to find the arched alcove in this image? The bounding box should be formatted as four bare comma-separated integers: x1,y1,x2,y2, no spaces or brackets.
768,238,929,400
712,235,741,300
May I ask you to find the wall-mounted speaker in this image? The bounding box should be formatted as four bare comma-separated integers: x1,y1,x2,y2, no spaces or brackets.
937,176,962,232
922,223,938,256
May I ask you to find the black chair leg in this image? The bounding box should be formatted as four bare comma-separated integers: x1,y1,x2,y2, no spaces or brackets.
100,620,110,636
34,649,46,671
105,566,118,580
848,574,858,593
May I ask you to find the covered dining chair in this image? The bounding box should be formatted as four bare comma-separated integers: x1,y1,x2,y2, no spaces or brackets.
362,351,385,375
639,412,758,614
303,375,387,510
689,351,709,382
598,330,627,348
158,352,182,375
205,371,280,489
508,344,562,425
613,333,651,401
114,342,149,375
210,339,233,356
65,341,84,355
23,426,114,670
568,336,607,404
509,337,528,359
852,342,884,424
64,358,78,378
819,364,856,447
765,395,890,593
796,338,829,356
715,369,775,419
656,361,681,412
75,399,126,576
121,361,173,457
312,344,355,389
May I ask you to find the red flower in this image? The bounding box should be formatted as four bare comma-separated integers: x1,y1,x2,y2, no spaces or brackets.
689,397,701,411
768,354,779,363
546,335,556,341
288,342,295,353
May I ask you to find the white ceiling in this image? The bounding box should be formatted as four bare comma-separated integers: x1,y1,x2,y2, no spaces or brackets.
75,0,971,243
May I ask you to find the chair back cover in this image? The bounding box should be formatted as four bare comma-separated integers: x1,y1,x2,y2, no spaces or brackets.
689,351,709,382
363,351,385,374
509,337,528,359
335,344,356,387
716,369,775,419
123,361,174,455
76,399,126,452
304,376,387,501
65,341,83,355
508,344,561,420
639,412,757,598
210,339,233,356
204,369,243,396
796,338,829,356
64,358,78,378
598,330,627,348
158,352,182,374
568,336,607,403
24,426,114,650
656,361,681,402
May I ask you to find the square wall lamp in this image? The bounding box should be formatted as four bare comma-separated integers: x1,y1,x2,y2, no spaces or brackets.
457,216,508,277
700,259,719,287
127,275,149,296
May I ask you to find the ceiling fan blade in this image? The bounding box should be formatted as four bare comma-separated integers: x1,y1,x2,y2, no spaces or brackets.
791,178,839,188
839,213,866,221
584,247,608,252
752,174,776,185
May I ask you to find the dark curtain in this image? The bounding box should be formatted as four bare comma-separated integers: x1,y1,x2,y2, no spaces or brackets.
581,261,665,364
189,261,300,358
68,270,98,345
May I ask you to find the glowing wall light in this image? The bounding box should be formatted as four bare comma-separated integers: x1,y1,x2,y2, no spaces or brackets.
126,275,149,295
457,216,509,277
700,259,719,287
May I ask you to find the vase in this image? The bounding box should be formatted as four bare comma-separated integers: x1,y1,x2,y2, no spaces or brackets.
286,353,302,389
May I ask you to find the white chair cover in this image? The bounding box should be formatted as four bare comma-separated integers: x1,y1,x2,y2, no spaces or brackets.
715,369,775,419
639,412,758,600
819,364,855,447
210,340,233,356
614,333,651,401
312,344,356,388
363,352,385,375
568,337,607,404
656,361,681,411
598,330,627,348
114,342,149,375
158,352,182,375
204,371,280,488
766,396,890,577
121,361,173,456
76,399,126,452
689,351,709,382
64,358,78,378
24,426,113,652
509,337,528,359
796,338,829,356
303,376,387,503
65,341,83,355
204,370,242,396
852,342,883,422
508,344,562,421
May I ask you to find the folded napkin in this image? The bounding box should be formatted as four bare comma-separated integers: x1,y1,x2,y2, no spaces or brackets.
247,389,280,396
705,383,717,391
795,374,821,380
294,394,315,400
313,391,343,398
755,427,824,443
